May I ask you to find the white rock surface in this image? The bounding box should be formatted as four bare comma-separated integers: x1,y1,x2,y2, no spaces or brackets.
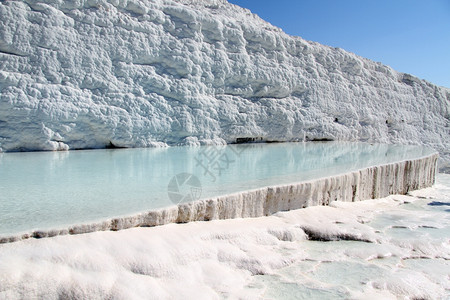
0,0,449,166
0,173,449,299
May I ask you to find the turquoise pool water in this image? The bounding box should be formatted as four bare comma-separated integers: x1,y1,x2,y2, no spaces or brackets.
0,142,436,235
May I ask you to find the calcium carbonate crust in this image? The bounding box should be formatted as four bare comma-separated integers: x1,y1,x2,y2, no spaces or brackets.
0,0,449,168
0,152,438,243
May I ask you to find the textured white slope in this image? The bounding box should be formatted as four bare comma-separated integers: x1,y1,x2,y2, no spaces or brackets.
0,174,449,299
0,0,448,164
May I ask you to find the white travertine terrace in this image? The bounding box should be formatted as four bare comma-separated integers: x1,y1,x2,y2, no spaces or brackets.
0,152,438,243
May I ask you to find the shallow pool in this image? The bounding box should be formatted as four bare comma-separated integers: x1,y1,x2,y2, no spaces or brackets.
0,142,436,235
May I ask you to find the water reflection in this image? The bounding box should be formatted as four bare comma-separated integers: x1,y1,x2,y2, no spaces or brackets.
0,142,436,235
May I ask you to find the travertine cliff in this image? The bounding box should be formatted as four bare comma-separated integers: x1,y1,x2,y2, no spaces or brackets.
0,0,448,168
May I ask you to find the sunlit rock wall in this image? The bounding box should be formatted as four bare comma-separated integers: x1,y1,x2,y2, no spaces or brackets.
0,0,448,169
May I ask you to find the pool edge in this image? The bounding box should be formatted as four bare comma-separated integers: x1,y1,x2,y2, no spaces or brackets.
0,152,439,244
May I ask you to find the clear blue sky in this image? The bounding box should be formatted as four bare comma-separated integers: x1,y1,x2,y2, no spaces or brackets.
228,0,450,88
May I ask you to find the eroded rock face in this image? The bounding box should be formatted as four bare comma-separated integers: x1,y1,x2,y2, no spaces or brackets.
0,1,448,162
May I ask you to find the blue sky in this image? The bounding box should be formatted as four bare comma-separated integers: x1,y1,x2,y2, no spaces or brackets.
228,0,450,88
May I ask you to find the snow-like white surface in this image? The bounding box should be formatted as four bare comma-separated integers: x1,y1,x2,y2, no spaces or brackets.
0,0,448,167
0,174,448,299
